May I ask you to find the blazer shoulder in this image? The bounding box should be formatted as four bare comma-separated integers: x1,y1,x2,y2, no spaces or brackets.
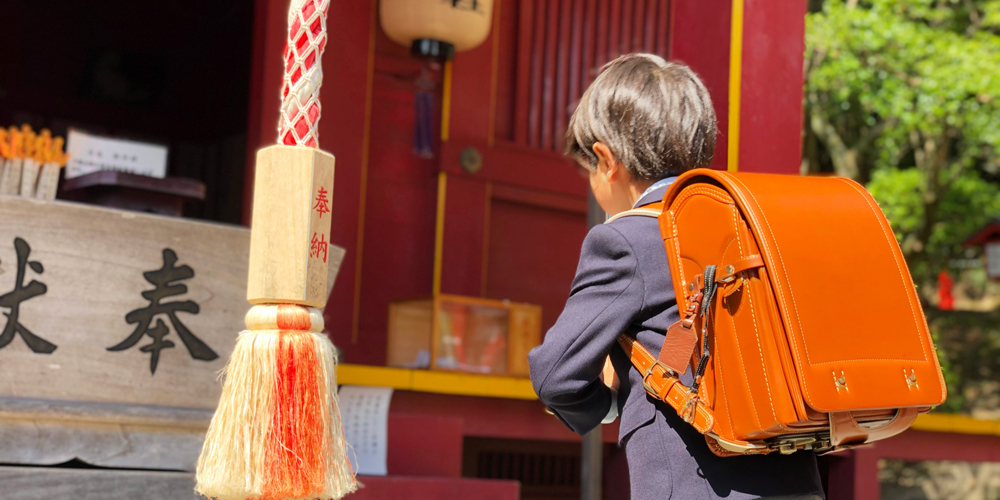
584,220,634,248
601,210,661,248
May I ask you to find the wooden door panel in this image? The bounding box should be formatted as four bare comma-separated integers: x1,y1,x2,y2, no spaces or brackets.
485,197,588,333
439,175,491,297
351,69,439,365
440,140,584,197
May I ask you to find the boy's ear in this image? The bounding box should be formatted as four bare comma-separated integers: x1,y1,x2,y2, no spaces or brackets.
592,142,620,180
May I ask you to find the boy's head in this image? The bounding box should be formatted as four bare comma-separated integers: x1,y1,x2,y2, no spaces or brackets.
566,54,716,214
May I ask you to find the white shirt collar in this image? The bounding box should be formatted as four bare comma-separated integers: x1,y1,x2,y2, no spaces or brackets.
633,176,677,208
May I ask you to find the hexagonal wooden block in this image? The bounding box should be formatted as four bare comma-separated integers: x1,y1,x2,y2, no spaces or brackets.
247,145,335,307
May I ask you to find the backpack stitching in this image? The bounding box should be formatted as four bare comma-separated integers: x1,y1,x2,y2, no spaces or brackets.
726,175,813,404
733,204,789,434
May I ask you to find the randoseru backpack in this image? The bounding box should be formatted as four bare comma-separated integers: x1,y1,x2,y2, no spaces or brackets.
609,169,946,456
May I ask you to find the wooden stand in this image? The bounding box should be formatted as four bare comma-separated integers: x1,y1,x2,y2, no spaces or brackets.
387,294,541,378
60,171,206,217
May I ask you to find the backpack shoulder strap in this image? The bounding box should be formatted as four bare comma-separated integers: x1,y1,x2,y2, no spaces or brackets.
603,202,664,224
605,200,716,435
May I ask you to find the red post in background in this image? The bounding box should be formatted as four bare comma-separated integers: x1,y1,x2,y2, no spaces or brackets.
735,0,807,174
670,0,806,174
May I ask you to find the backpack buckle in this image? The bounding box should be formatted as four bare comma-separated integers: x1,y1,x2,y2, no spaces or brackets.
641,360,674,397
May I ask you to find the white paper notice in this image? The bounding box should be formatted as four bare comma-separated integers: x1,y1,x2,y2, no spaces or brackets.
987,242,1000,279
339,385,393,476
65,129,168,179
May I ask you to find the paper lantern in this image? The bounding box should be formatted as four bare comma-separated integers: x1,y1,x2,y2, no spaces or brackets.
380,0,494,60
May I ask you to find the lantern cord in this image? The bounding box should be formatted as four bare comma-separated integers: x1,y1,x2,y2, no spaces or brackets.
414,67,435,158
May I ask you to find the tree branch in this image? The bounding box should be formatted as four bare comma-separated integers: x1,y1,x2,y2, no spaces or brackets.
808,93,860,179
910,127,954,267
963,0,982,35
853,119,894,183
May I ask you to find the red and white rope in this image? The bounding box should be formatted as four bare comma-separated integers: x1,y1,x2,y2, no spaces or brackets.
279,0,331,148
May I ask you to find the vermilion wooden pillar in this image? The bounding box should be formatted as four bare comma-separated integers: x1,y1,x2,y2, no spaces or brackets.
736,0,807,174
670,0,806,174
669,0,732,172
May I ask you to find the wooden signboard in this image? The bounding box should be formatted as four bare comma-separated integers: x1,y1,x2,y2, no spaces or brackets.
0,196,343,475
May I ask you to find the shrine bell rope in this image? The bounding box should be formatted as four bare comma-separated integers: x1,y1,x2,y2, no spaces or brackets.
279,0,330,147
195,0,356,499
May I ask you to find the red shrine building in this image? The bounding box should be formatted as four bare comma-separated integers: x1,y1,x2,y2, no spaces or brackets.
260,1,807,498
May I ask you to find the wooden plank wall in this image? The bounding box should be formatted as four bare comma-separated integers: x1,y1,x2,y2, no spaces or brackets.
0,467,202,500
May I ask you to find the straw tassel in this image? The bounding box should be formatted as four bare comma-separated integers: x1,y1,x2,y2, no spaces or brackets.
196,304,356,500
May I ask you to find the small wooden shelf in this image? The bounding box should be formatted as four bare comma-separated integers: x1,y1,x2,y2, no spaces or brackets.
337,364,537,400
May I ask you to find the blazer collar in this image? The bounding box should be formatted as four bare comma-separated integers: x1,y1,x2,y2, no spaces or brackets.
635,178,676,208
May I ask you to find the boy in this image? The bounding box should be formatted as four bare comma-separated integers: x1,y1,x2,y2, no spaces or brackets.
528,54,825,499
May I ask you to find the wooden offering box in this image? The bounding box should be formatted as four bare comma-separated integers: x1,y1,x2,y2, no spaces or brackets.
387,295,542,377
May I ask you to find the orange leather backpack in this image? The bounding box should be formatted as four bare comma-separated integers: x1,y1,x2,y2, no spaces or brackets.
614,169,946,456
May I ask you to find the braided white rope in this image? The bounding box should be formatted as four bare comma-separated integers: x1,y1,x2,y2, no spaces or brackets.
279,0,331,148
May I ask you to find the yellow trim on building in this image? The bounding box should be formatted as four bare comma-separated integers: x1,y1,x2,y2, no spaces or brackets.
336,365,1000,434
337,364,537,400
412,370,536,400
727,0,744,173
433,172,447,296
487,0,502,149
911,412,1000,437
338,364,412,389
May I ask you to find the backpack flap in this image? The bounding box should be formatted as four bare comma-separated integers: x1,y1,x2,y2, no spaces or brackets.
665,170,947,414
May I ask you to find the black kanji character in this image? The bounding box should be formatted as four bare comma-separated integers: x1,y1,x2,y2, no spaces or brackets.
107,248,217,373
446,0,482,12
0,238,55,354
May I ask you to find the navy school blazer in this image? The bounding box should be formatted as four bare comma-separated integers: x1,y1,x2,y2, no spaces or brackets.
528,184,825,499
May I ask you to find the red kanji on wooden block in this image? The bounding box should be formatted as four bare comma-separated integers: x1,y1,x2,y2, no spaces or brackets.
310,232,328,263
313,186,329,218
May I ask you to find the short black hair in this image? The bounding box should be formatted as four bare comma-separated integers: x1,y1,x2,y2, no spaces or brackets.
565,54,717,180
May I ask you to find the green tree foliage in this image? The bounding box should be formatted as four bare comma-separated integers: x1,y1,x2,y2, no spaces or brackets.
804,0,1000,284
804,0,1000,414
867,168,1000,280
924,308,1000,413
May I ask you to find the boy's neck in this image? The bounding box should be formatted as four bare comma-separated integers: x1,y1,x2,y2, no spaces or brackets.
627,179,656,207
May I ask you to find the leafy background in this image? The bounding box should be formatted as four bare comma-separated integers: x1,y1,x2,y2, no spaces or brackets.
804,0,1000,416
803,2,1000,497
